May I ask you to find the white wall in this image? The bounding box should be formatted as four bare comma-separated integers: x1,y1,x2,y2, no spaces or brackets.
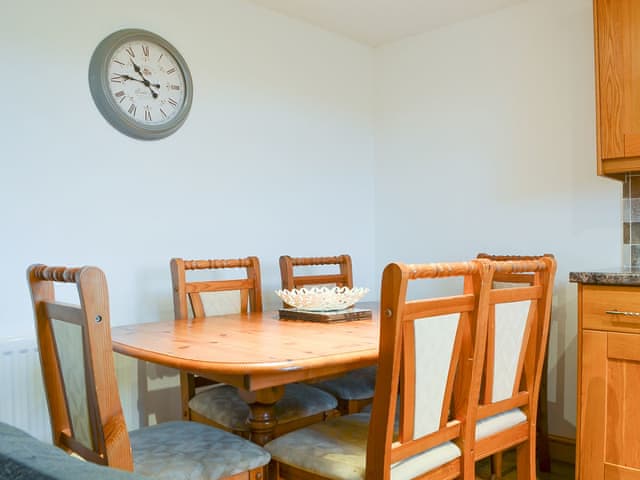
374,0,620,437
0,0,375,432
0,0,376,335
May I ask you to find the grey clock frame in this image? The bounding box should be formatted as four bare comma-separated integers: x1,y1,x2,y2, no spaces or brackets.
89,29,193,141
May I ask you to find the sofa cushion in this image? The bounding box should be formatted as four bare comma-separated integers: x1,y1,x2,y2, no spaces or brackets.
0,422,145,480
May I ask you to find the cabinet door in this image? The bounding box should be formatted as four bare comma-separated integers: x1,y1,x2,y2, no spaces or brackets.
595,0,640,167
580,330,640,479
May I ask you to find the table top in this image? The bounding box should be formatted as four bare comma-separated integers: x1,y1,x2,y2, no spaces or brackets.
111,305,379,391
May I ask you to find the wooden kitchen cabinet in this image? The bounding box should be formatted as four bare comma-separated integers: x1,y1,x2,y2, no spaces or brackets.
577,283,640,479
594,0,640,178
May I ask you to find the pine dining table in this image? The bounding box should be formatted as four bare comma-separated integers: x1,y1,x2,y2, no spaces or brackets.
110,304,379,445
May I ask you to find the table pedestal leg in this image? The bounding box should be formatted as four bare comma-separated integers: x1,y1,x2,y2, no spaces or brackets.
239,386,285,445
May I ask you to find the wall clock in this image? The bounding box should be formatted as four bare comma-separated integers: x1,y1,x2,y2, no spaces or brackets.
89,29,193,140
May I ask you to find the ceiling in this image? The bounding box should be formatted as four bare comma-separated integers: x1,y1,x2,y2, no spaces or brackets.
247,0,527,46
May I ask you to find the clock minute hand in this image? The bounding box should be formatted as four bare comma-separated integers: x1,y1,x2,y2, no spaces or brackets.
118,74,142,83
117,74,155,90
120,74,160,89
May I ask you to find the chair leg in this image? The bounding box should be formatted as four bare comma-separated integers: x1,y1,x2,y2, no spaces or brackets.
516,440,535,480
490,453,503,479
268,461,279,480
336,398,373,415
220,465,269,480
180,371,195,420
250,465,269,480
462,453,475,480
537,357,551,472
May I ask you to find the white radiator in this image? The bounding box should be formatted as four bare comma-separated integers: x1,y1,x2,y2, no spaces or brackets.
0,337,177,442
0,337,51,442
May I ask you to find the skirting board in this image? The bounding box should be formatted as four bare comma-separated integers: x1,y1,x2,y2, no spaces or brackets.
548,435,576,465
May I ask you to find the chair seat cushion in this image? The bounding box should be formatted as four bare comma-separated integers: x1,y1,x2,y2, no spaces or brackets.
475,408,527,440
129,421,270,480
264,413,460,480
189,383,337,431
313,366,377,400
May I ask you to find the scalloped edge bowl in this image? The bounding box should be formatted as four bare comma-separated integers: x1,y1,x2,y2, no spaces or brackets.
275,286,369,312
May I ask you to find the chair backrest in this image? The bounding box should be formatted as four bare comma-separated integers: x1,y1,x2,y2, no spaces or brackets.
474,257,556,429
366,260,494,479
27,265,133,470
279,254,353,290
477,253,554,286
170,257,262,320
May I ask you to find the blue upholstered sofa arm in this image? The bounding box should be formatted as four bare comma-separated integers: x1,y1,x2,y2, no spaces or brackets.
0,422,146,479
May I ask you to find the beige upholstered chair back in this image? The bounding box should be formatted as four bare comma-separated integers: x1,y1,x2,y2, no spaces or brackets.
475,258,556,425
27,265,133,470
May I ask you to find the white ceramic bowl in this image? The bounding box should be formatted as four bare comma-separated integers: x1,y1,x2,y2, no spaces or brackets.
275,286,369,311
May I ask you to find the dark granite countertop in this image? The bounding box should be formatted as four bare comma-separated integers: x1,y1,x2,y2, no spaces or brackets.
569,268,640,286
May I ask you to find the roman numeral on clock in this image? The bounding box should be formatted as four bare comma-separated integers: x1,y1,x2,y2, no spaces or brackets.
167,98,178,107
144,106,152,121
128,104,137,116
141,44,150,59
125,46,135,57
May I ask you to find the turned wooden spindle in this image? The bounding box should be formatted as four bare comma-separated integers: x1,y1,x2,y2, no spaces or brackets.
29,264,81,283
494,259,548,274
287,255,350,266
477,252,555,261
182,258,255,270
405,261,483,279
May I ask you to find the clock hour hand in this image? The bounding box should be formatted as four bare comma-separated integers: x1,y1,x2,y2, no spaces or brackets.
130,61,160,87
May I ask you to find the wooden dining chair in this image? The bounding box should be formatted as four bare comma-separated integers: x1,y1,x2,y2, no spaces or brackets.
476,253,555,477
171,257,338,437
27,264,270,480
279,254,375,415
264,259,495,480
469,257,556,480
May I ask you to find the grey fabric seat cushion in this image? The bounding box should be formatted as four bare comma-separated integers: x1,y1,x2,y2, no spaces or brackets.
312,366,377,401
129,421,270,480
0,422,145,480
264,413,460,480
189,383,337,430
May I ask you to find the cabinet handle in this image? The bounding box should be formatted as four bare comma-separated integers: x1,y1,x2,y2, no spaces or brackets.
605,310,640,318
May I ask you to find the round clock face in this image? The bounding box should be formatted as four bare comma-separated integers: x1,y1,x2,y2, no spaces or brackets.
89,29,193,140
